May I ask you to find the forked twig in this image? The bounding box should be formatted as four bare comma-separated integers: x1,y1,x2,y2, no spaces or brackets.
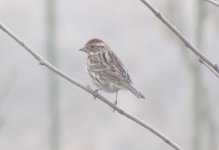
0,23,183,150
139,0,219,78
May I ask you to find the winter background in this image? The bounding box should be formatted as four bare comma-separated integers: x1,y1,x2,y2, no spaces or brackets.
0,0,219,150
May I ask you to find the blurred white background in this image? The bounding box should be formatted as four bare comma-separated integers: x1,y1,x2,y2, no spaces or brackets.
0,0,219,150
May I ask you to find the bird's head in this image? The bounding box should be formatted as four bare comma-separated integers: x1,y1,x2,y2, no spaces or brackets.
79,38,107,54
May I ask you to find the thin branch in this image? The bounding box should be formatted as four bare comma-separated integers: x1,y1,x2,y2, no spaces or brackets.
206,0,219,7
0,23,183,150
139,0,219,78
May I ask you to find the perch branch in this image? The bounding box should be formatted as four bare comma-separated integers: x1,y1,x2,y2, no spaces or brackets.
139,0,219,78
206,0,219,7
0,23,183,150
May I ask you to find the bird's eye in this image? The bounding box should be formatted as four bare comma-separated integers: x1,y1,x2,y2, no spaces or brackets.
90,45,95,48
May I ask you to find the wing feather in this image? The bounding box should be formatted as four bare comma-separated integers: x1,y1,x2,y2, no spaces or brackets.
88,48,132,84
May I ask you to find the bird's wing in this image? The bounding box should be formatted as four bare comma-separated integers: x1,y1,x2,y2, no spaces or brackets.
89,49,132,84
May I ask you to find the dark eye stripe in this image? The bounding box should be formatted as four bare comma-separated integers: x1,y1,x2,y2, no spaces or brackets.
102,52,108,64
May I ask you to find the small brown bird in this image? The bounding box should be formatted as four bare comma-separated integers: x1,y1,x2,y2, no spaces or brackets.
80,38,145,105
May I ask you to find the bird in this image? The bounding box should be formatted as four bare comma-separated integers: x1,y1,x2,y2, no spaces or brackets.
79,38,145,105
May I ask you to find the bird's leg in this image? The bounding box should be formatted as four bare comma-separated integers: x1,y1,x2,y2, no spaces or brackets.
113,91,118,112
93,88,101,100
115,91,118,105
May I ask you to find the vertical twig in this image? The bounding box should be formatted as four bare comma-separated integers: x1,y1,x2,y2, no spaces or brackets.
192,2,217,150
45,0,60,150
192,1,205,149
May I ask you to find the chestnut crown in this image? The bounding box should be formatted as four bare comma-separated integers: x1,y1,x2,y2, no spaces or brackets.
80,38,106,53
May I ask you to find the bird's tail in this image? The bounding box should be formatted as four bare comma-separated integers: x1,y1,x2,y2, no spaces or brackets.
125,84,145,99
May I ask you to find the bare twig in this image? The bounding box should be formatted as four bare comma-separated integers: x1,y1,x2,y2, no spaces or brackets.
0,23,183,150
139,0,219,78
206,0,219,7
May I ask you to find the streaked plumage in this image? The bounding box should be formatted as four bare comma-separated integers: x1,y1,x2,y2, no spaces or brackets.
80,38,145,104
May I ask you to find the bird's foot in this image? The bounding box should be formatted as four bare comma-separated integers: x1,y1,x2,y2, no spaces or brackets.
93,89,99,100
86,85,100,100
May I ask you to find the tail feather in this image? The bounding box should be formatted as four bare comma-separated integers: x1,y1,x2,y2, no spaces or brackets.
125,84,145,99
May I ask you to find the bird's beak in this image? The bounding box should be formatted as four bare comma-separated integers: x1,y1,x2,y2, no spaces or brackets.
79,47,88,53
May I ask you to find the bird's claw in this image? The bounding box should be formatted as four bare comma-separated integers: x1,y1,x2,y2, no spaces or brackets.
93,89,99,100
86,85,99,100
